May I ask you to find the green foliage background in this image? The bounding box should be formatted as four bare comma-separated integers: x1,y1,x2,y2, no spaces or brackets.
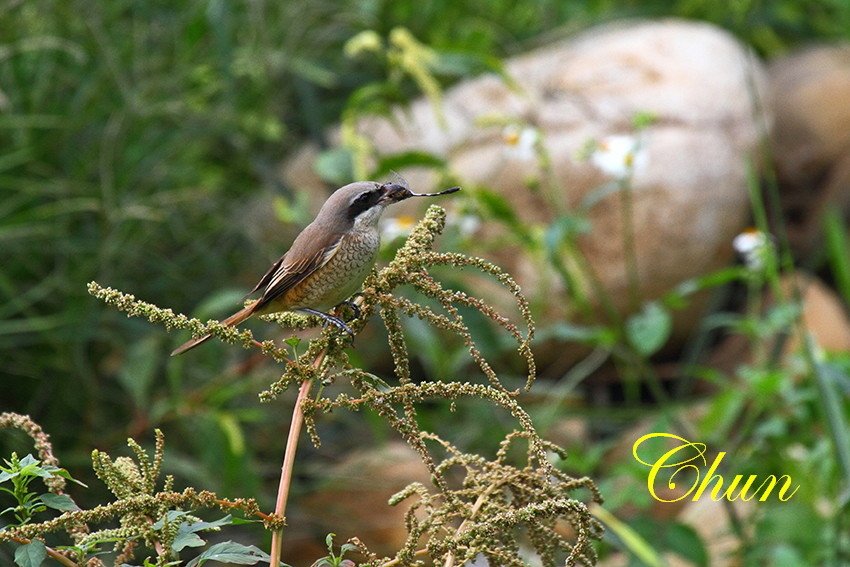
2,0,850,565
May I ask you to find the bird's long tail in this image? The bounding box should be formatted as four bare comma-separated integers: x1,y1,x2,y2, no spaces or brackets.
170,304,255,356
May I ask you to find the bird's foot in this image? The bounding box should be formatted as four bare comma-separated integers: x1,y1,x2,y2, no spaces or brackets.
298,308,354,336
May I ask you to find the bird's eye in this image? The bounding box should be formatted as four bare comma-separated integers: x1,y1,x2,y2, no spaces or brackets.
354,191,372,204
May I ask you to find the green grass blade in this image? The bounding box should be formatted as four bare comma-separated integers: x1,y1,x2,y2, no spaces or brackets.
823,207,850,306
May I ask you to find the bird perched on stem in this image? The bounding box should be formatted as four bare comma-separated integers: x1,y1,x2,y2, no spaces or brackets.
171,179,460,356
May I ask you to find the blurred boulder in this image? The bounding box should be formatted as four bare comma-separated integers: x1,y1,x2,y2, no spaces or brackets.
784,272,850,355
670,495,751,567
284,19,769,363
768,45,850,251
285,442,430,564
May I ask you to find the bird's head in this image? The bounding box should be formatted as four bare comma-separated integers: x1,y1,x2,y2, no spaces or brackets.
317,179,460,230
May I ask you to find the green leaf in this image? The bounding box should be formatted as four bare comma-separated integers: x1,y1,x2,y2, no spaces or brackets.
762,302,801,334
172,531,206,552
472,189,535,246
18,455,39,468
186,541,272,567
314,148,354,186
229,517,262,526
168,514,236,551
40,493,79,512
117,335,161,408
30,467,55,480
272,193,311,225
814,360,850,497
593,505,662,567
665,522,708,567
473,188,518,226
699,388,746,440
345,83,404,118
625,302,672,356
536,322,616,346
370,151,445,179
740,366,784,400
14,541,46,567
216,413,246,456
580,180,621,211
183,515,234,532
284,56,336,88
16,456,54,481
701,311,745,333
770,544,806,567
0,470,19,482
152,510,190,529
51,469,87,487
632,110,658,130
662,266,746,308
824,208,850,305
545,215,591,257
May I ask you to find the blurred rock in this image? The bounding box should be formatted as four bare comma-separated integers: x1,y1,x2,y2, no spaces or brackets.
768,45,850,251
769,45,850,188
670,496,750,567
285,443,430,565
782,272,850,355
284,19,768,364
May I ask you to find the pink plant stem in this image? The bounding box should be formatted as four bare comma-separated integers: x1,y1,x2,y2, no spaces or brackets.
269,355,322,566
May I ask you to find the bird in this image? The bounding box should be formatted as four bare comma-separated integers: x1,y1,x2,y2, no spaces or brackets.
171,179,460,356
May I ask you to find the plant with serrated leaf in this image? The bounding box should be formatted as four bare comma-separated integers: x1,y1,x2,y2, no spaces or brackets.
0,454,82,527
0,420,277,567
310,533,355,567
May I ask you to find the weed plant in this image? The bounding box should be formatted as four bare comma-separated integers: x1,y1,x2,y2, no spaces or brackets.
1,206,602,566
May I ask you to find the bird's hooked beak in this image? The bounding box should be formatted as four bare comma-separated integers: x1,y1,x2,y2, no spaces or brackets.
378,183,412,204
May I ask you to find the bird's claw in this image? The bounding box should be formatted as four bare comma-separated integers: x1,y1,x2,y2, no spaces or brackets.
298,308,354,336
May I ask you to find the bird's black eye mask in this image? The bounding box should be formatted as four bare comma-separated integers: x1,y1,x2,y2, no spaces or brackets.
347,187,383,220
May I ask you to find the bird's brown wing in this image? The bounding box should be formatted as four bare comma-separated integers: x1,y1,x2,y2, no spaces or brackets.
246,256,284,296
252,228,344,311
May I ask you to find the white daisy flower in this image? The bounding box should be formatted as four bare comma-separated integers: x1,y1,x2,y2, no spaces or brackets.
590,134,647,179
733,228,773,270
502,124,539,161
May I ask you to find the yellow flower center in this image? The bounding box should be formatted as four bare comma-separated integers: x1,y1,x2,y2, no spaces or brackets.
394,215,416,229
503,131,520,146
